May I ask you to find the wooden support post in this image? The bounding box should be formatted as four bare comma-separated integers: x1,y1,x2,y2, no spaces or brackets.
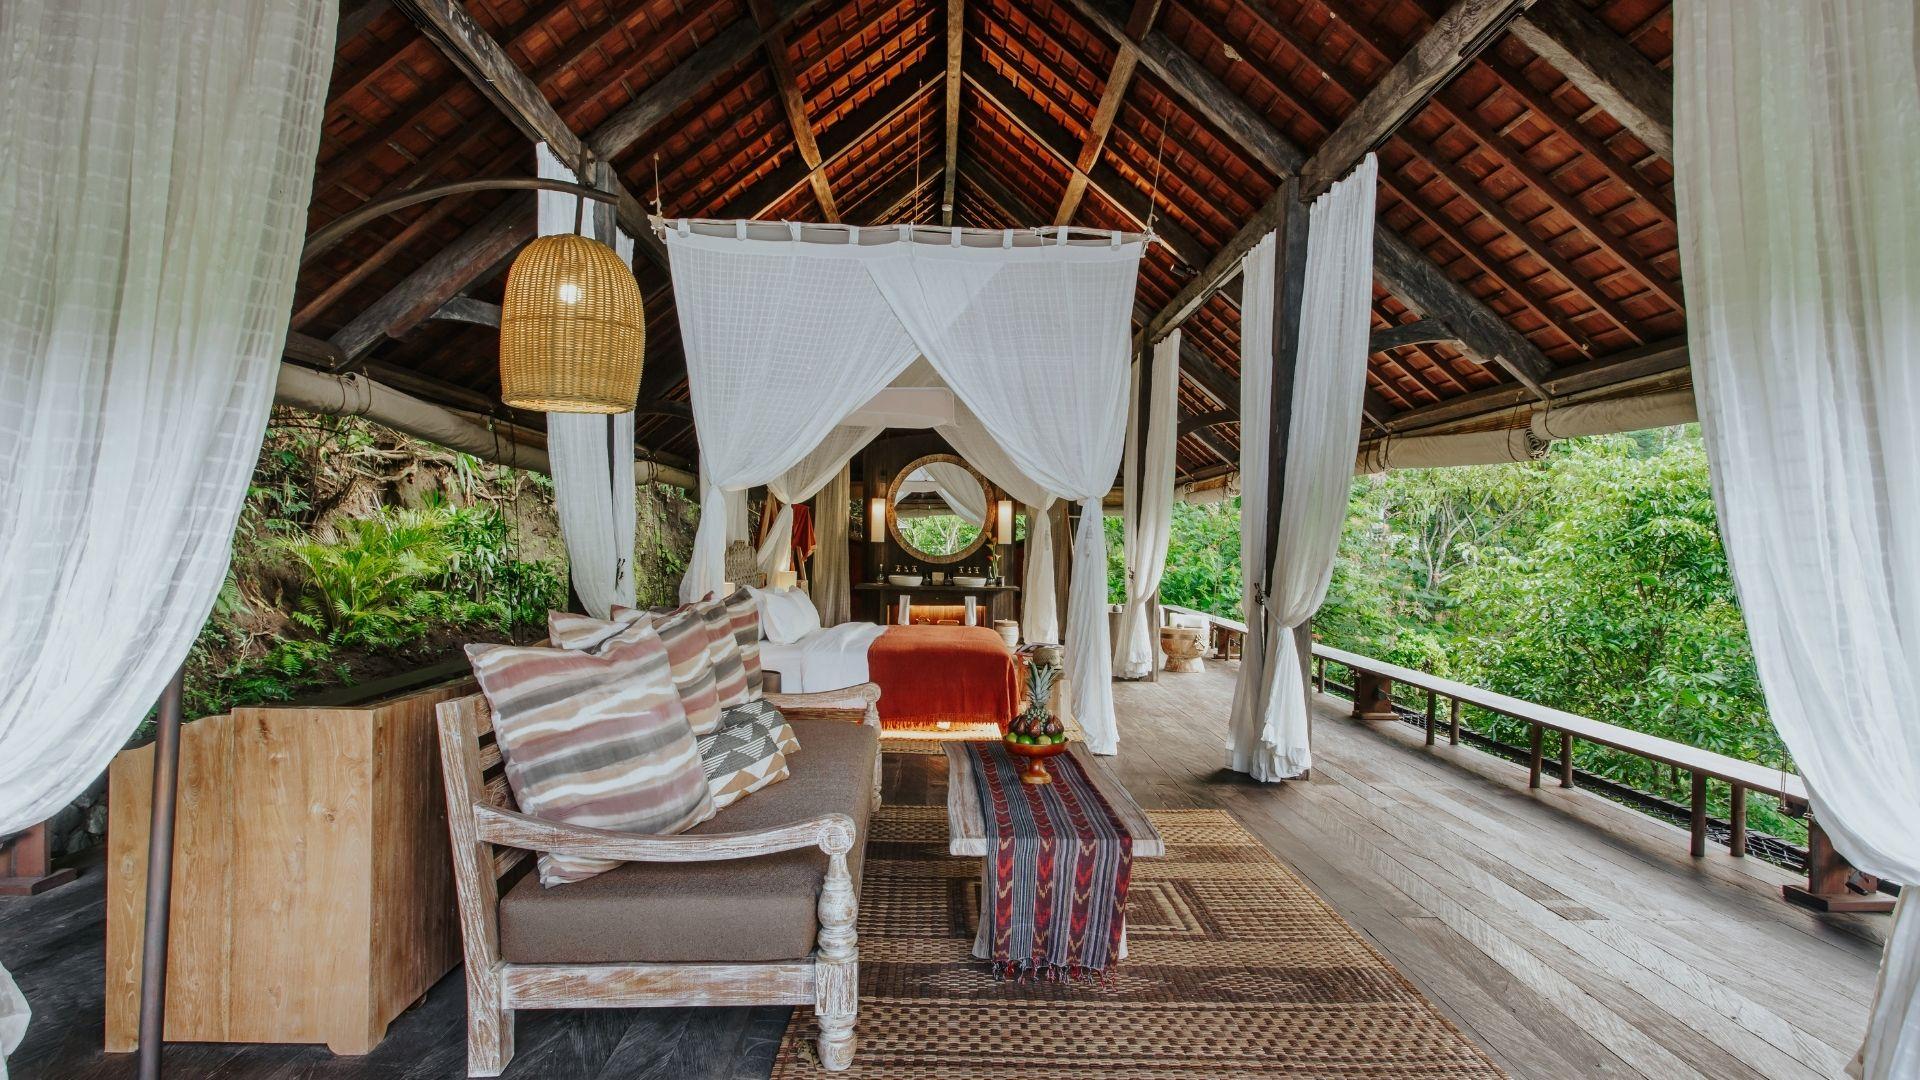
137,666,187,1079
1782,810,1896,913
1448,697,1461,745
0,821,78,896
1425,689,1437,746
1728,784,1747,858
1527,725,1543,789
1314,655,1324,693
1351,671,1397,722
1689,772,1708,857
1559,731,1575,788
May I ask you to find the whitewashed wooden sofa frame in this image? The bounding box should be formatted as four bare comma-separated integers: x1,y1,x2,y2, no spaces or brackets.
435,683,882,1076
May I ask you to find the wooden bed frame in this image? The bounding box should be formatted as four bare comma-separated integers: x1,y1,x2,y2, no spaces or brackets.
434,683,882,1076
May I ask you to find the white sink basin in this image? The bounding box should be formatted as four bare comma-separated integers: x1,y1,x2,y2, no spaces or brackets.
953,576,987,587
887,574,924,586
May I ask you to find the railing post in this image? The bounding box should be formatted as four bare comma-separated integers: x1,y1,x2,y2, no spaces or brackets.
1528,725,1544,789
1559,731,1575,788
1425,689,1437,746
1689,772,1708,857
1448,697,1460,745
1728,784,1747,857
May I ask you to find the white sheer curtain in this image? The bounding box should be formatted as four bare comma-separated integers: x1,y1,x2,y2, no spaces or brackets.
1114,331,1180,678
811,465,853,625
665,224,924,602
665,222,1139,748
0,0,334,1064
1227,157,1377,781
537,144,638,618
1675,6,1920,1075
869,234,1139,753
1020,505,1058,643
924,462,988,525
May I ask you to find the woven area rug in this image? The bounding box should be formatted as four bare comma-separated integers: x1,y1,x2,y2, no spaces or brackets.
772,805,1505,1078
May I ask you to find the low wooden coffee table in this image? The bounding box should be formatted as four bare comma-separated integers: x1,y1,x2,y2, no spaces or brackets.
943,742,1164,959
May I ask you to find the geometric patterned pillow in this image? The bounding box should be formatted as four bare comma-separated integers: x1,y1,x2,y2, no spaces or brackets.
718,586,765,698
464,626,716,887
698,704,792,811
694,598,751,709
719,698,800,757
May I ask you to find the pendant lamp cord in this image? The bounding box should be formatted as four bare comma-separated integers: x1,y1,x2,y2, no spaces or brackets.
573,152,592,237
1146,119,1167,236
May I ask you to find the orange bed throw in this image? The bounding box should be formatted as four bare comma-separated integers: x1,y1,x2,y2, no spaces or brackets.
868,624,1022,730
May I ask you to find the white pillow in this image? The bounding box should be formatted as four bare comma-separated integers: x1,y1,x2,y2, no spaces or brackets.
753,586,821,645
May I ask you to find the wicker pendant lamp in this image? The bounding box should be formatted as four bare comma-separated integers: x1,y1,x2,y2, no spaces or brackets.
498,228,645,413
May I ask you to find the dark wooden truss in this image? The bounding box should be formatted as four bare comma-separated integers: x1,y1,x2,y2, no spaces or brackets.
300,0,1686,481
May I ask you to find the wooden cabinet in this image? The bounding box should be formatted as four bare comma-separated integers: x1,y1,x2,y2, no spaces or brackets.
853,582,1020,626
104,678,471,1055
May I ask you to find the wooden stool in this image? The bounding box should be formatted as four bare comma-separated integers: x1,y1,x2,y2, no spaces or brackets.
1159,626,1205,672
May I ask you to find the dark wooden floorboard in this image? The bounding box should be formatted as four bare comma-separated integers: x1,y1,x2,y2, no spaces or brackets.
1,663,1881,1079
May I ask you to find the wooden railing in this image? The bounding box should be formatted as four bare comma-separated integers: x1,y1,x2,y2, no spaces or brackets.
1310,643,1804,861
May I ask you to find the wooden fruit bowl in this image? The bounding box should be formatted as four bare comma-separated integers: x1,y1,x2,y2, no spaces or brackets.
1002,736,1070,784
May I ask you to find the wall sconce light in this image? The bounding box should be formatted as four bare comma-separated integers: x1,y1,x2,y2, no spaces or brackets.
770,569,798,591
996,499,1015,546
868,496,887,543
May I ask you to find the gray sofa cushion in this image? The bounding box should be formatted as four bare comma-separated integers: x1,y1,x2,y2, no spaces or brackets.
497,717,878,964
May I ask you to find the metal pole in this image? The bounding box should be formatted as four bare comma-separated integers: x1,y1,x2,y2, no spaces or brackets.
136,665,187,1080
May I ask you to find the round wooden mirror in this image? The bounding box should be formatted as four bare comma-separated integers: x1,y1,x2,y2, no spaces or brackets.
886,453,992,565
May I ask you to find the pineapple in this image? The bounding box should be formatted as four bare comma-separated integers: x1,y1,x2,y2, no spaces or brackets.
1012,659,1060,743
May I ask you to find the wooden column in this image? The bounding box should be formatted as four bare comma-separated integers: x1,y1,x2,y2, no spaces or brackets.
1260,177,1312,760
1350,671,1398,722
1689,772,1708,857
1728,784,1747,858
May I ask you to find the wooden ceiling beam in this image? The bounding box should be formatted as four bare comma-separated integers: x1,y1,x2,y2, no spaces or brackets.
1508,0,1672,160
1310,0,1681,314
940,0,964,225
1370,319,1454,352
730,62,943,219
1300,0,1534,198
391,0,666,268
964,63,1208,267
586,0,825,163
1054,0,1162,226
1069,2,1555,397
749,0,838,220
330,196,534,362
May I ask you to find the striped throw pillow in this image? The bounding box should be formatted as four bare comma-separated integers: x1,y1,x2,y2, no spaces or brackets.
718,587,765,698
465,626,716,887
695,598,751,708
698,705,792,811
550,607,724,737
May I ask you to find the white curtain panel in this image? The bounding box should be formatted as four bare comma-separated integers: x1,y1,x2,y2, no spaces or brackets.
1675,5,1920,1075
868,234,1140,753
1226,232,1280,777
755,501,794,577
1020,505,1058,643
810,464,853,625
664,223,925,601
0,0,335,1062
924,461,988,526
1113,331,1181,678
664,222,1140,748
1226,157,1377,781
537,144,638,619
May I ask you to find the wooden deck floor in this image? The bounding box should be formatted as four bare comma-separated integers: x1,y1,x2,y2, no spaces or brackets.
2,662,1884,1079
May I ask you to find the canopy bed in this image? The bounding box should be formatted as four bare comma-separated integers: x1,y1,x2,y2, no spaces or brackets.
662,219,1143,755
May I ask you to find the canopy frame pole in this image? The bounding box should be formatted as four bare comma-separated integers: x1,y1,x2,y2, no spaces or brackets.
136,664,187,1080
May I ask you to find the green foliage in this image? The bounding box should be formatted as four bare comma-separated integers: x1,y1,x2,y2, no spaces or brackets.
1107,499,1243,618
1315,427,1801,844
898,513,982,558
284,508,450,647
